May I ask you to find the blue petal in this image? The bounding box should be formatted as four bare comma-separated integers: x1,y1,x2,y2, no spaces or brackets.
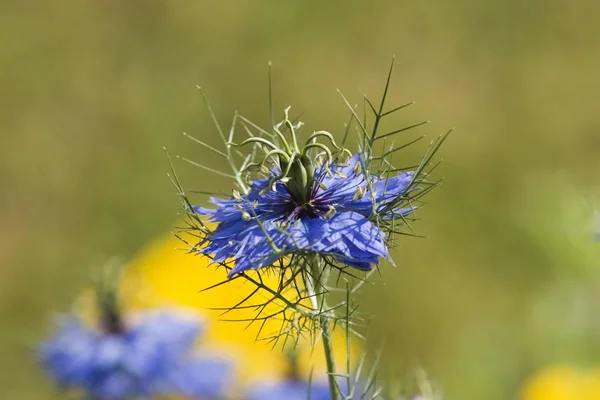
160,355,233,399
326,212,389,257
334,153,364,177
192,205,216,217
317,174,366,205
246,377,361,400
91,371,139,400
283,212,389,270
246,380,332,400
373,171,413,196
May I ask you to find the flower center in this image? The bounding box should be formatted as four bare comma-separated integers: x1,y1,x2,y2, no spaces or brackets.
286,177,333,221
102,306,125,335
235,106,350,208
282,154,316,204
97,288,125,335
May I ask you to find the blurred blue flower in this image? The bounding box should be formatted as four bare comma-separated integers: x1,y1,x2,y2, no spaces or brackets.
160,354,232,399
39,308,232,400
246,377,375,400
246,379,336,400
195,153,415,276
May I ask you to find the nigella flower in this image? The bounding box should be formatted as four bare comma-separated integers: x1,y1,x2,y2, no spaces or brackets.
246,376,372,400
246,379,333,400
194,109,415,277
39,307,232,400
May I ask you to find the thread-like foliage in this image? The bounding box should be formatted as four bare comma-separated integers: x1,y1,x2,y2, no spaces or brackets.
168,58,448,399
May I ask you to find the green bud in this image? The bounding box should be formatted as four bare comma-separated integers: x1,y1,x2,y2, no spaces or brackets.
284,154,316,203
300,154,315,185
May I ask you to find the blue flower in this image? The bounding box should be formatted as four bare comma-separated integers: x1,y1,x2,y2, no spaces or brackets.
159,354,232,399
246,377,372,400
39,308,232,400
245,379,336,400
195,153,415,276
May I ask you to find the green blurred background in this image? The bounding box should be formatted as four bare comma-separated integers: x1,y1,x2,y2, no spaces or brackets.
2,1,600,399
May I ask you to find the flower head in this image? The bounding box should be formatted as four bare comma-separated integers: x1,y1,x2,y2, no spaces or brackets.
195,149,415,277
246,375,380,400
245,379,358,400
245,379,340,400
519,364,600,400
39,308,232,400
159,353,232,399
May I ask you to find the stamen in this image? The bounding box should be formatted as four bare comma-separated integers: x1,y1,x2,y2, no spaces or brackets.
241,212,251,221
352,186,367,201
324,205,336,219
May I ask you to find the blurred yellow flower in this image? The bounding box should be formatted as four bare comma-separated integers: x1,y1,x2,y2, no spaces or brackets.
119,228,354,384
520,365,600,400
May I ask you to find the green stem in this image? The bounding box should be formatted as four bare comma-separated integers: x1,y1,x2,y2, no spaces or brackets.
320,314,339,399
305,257,340,400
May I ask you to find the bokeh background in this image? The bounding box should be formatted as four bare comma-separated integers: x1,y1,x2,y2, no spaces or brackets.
2,1,600,399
